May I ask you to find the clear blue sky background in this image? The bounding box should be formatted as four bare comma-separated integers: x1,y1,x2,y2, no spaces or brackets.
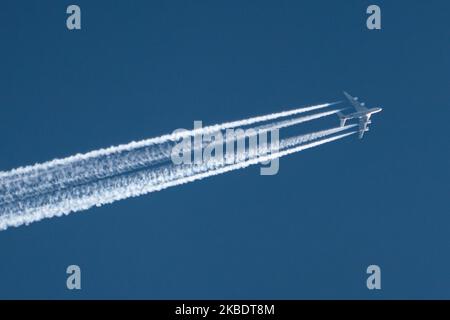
0,0,449,299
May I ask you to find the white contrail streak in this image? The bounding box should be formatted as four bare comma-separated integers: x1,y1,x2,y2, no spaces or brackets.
0,108,343,204
0,102,336,180
0,126,355,231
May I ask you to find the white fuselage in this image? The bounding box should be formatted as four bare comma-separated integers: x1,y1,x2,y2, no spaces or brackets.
346,107,382,120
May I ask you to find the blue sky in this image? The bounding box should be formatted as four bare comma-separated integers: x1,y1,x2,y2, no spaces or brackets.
0,0,449,299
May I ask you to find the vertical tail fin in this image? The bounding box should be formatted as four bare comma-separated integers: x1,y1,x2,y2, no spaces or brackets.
337,111,347,127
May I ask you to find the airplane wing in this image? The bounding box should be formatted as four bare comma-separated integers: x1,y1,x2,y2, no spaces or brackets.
358,116,370,139
344,91,368,112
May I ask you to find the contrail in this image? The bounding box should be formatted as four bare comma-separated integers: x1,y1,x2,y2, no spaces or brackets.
0,108,343,205
156,131,357,195
0,102,337,180
0,126,355,231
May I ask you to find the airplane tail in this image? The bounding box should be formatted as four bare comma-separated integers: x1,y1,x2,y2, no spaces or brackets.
337,111,347,127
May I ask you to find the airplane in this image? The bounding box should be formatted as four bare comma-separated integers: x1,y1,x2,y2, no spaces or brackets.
338,91,382,139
